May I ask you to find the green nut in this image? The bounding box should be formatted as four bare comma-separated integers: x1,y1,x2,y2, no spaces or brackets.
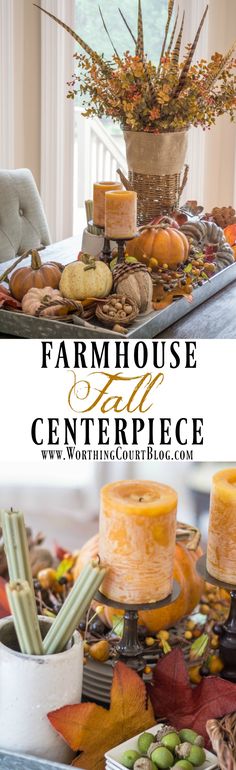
138,733,155,754
151,747,175,769
161,734,181,752
188,747,206,767
173,762,194,770
179,731,198,745
121,751,141,769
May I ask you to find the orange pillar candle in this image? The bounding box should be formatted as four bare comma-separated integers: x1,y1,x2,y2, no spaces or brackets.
207,468,236,585
93,182,122,227
105,190,137,239
99,480,177,604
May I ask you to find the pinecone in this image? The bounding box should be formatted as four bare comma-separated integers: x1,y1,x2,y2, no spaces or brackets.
211,206,236,228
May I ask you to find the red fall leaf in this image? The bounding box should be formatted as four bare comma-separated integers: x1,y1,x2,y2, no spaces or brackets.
0,577,10,618
0,285,21,310
148,648,236,748
48,661,155,770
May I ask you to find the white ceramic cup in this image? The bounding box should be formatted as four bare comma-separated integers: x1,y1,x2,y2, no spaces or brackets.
0,615,83,763
81,227,116,257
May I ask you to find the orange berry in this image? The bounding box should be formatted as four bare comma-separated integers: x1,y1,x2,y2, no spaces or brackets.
189,666,202,684
89,640,110,662
157,630,169,641
208,655,224,674
186,620,196,631
38,568,57,590
200,604,210,615
192,628,202,638
184,630,193,640
149,258,158,271
145,637,156,646
210,635,219,650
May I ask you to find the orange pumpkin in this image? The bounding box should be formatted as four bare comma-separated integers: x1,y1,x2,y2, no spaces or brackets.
10,250,61,301
127,218,189,269
224,224,236,259
73,524,203,633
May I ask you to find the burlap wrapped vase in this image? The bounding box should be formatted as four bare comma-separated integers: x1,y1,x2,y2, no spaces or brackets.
119,130,189,226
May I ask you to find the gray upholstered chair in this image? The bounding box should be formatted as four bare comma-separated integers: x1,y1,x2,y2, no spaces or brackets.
0,168,51,262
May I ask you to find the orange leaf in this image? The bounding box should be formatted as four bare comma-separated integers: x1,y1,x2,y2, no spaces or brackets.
224,224,236,246
48,661,155,770
0,578,10,618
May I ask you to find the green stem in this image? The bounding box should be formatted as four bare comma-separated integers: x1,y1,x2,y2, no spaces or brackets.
43,562,106,654
7,581,44,656
1,509,35,600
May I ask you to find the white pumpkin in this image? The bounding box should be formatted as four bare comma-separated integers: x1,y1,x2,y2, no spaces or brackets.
60,256,113,300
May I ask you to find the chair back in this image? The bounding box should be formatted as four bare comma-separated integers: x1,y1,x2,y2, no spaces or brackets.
0,169,51,262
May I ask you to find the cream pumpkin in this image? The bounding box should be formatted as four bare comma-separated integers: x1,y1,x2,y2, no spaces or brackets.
73,525,203,633
127,219,189,269
60,255,113,300
21,287,80,317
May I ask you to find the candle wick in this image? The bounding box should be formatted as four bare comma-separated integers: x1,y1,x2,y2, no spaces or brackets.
139,497,145,502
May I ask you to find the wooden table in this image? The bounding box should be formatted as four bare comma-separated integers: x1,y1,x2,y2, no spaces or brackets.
1,236,236,338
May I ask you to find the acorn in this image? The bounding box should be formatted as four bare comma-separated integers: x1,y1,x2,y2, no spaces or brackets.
188,747,206,767
147,743,159,758
138,733,155,754
134,760,156,770
178,731,198,745
161,733,181,752
173,762,193,770
121,751,141,769
176,743,192,760
151,747,174,768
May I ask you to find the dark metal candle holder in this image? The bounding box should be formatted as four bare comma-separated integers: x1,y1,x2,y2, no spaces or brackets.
114,235,138,265
197,554,236,683
95,580,180,673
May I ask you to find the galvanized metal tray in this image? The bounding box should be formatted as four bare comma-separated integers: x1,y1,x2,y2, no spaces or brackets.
0,749,75,770
0,237,236,339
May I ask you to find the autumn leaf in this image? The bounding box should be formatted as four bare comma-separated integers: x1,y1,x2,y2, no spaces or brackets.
148,648,236,748
0,578,10,618
48,661,155,770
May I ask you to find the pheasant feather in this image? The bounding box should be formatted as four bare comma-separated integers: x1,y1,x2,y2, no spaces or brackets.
157,0,175,74
118,8,137,46
34,4,112,74
136,0,144,59
172,5,208,97
171,11,185,68
167,7,179,55
98,6,120,60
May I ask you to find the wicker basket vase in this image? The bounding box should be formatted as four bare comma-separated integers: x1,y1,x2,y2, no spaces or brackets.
120,130,189,226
